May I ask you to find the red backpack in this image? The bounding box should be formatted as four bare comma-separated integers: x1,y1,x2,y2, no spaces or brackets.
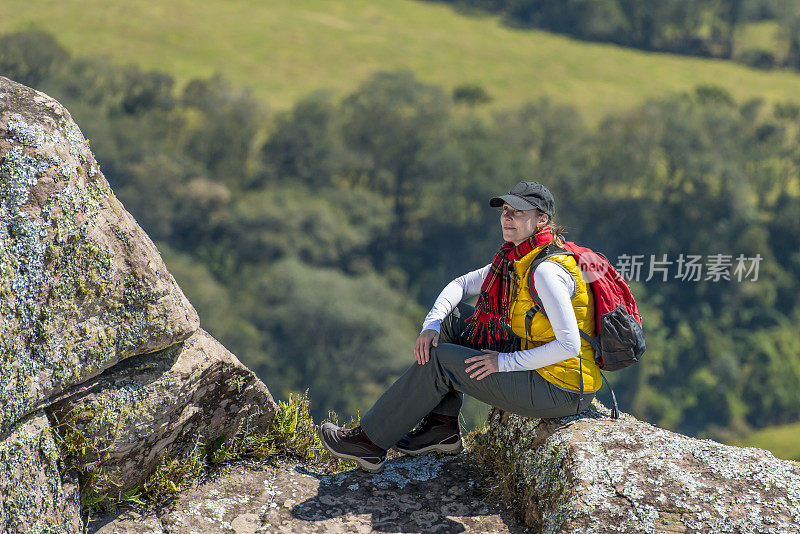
526,241,645,418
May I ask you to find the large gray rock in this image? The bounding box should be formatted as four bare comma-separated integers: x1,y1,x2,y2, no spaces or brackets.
479,402,800,533
0,76,199,436
0,411,83,533
47,329,277,496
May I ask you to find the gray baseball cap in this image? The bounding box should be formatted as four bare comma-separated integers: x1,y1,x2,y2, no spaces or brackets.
489,181,555,217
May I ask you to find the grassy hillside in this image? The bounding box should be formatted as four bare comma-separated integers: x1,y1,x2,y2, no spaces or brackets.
737,21,784,56
733,422,800,462
4,0,800,123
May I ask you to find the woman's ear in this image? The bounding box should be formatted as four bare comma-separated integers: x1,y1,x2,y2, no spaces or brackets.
538,212,550,228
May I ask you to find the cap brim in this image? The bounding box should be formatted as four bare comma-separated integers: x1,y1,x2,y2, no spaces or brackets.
489,194,537,211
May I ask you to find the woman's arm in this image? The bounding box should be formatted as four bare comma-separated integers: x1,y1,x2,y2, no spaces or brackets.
421,263,491,333
498,260,581,372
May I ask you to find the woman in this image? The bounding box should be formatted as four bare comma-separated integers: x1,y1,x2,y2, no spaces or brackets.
319,181,601,473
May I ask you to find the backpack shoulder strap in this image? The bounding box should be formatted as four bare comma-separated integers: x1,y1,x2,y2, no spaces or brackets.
526,246,601,351
523,244,571,337
525,243,572,312
523,243,596,415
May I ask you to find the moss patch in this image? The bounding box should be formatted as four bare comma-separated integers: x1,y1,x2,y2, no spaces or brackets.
465,419,531,525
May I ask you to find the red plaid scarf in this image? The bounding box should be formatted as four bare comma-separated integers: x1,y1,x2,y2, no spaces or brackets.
465,226,554,345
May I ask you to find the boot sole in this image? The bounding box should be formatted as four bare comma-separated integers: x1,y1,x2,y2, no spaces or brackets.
318,426,385,473
394,438,464,456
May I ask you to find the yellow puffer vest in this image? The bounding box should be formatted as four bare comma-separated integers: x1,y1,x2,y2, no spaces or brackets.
508,240,602,393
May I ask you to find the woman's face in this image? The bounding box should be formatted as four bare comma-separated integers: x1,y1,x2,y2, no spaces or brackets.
500,204,548,245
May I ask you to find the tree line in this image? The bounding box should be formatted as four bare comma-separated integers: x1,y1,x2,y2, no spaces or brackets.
2,30,799,439
429,0,800,71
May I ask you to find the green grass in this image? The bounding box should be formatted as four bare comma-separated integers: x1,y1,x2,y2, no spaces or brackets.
5,1,800,124
737,21,784,56
732,421,800,462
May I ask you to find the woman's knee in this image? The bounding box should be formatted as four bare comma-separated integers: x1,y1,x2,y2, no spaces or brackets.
430,343,479,369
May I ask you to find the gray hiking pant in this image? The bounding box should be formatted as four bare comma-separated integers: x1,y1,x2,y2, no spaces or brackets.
360,303,594,450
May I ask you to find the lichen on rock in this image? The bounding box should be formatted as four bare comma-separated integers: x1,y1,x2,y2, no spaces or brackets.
0,75,199,438
0,412,82,533
47,329,277,499
475,400,800,533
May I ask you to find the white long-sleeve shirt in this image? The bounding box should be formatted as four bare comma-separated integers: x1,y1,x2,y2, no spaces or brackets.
421,260,580,372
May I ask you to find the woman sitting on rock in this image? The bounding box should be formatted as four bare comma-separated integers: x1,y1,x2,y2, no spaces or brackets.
320,181,601,473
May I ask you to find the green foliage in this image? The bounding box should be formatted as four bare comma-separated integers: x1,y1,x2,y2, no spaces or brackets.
452,84,492,106
80,487,145,512
218,185,393,269
259,91,344,188
0,30,69,87
120,69,175,115
158,243,265,365
741,312,800,425
181,75,264,188
340,70,456,247
208,392,355,472
239,258,421,421
139,450,205,503
739,47,777,69
49,404,132,512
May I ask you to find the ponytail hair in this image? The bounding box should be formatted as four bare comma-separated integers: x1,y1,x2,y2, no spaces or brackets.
536,209,568,242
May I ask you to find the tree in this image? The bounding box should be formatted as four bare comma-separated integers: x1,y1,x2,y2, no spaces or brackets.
120,68,175,115
260,91,343,187
779,2,800,69
340,70,453,249
216,185,392,270
182,75,265,189
239,258,422,420
0,31,69,87
452,84,492,107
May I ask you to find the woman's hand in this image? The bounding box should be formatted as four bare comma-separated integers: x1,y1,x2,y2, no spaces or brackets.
414,329,440,364
465,349,499,380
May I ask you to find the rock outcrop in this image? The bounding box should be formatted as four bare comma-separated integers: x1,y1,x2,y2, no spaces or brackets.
0,75,199,438
86,400,800,533
0,76,277,533
478,402,800,533
47,328,276,496
87,455,521,533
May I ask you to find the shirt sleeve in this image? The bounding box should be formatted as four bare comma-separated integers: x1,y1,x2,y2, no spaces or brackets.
498,260,581,372
421,264,491,333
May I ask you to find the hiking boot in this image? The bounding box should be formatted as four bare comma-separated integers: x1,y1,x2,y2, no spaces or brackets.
394,413,463,456
318,423,387,473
